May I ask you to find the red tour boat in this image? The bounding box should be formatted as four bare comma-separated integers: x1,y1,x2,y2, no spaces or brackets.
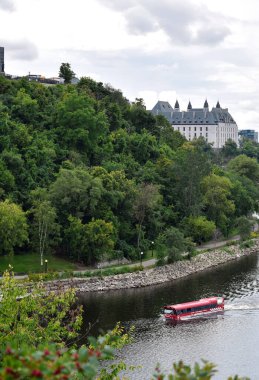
163,297,224,321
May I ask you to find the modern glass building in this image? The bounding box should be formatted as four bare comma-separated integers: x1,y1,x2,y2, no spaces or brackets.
239,130,258,143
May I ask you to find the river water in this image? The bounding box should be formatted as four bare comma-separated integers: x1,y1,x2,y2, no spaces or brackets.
79,253,259,379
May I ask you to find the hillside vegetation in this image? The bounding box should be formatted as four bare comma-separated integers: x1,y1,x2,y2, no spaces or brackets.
1,75,259,266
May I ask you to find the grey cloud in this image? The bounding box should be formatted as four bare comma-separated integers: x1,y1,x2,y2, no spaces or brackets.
97,0,135,11
1,39,38,60
98,0,231,46
125,6,158,34
195,26,231,45
64,46,259,129
0,0,15,11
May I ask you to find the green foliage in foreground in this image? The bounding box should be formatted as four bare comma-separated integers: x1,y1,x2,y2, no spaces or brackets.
152,360,249,380
0,270,134,378
0,349,250,379
0,270,82,351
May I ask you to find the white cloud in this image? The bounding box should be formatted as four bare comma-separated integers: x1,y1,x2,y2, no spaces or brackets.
1,0,259,130
1,39,38,60
0,0,15,11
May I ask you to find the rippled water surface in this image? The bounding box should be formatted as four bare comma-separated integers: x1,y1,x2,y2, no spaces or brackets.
79,253,259,379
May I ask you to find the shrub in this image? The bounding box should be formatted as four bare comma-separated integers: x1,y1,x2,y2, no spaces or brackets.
157,227,195,264
0,269,82,351
250,231,259,239
239,239,254,249
183,216,216,244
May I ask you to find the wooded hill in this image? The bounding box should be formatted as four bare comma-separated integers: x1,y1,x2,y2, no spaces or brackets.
1,75,259,265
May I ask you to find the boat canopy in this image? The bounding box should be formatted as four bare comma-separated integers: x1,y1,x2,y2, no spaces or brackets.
164,297,222,311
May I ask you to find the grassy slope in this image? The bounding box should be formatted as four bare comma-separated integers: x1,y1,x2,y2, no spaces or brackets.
0,253,76,274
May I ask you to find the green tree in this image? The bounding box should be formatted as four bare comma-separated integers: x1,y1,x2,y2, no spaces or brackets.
49,165,104,223
58,62,75,84
56,92,108,158
0,200,28,255
160,124,186,151
237,216,252,240
84,218,115,265
240,138,259,159
11,88,39,125
128,103,158,135
202,174,235,235
157,226,194,263
133,183,162,250
64,215,85,262
228,154,259,182
170,143,212,218
222,139,238,159
0,159,15,197
30,189,60,265
183,216,216,244
227,172,258,217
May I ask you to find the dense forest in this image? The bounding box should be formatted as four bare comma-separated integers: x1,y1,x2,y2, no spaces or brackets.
1,75,259,265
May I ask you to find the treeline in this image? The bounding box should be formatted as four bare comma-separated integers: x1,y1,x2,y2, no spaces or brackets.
0,75,259,264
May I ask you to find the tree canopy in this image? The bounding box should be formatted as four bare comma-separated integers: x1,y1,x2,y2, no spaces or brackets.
0,74,258,263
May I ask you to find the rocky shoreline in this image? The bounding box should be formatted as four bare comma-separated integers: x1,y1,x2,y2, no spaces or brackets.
45,240,259,294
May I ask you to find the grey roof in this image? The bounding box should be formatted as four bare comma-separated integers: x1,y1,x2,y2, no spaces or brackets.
151,101,236,125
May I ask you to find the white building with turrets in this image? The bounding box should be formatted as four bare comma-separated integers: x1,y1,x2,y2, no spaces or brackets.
151,100,238,148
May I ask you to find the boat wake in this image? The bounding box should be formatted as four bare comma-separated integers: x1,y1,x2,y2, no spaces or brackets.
225,303,259,311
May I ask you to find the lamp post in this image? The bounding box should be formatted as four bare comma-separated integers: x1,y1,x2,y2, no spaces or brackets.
44,259,48,273
140,251,143,266
151,241,154,257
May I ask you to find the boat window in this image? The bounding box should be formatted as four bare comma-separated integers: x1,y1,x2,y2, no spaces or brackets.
164,309,173,314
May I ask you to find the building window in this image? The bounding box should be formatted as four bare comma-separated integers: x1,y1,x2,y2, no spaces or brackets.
200,132,202,136
183,127,185,131
200,127,202,131
194,127,196,131
189,127,191,131
206,127,208,131
194,133,197,137
177,127,180,131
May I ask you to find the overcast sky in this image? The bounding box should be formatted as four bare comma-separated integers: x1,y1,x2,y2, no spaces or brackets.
1,0,259,130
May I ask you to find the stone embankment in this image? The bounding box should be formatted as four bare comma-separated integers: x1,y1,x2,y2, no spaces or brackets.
45,240,259,294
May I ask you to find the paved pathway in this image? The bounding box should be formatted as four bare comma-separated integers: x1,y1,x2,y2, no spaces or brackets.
90,235,243,271
5,232,254,278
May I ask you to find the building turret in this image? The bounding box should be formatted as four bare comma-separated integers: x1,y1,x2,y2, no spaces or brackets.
174,99,180,111
187,101,192,110
216,101,221,108
203,99,209,109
